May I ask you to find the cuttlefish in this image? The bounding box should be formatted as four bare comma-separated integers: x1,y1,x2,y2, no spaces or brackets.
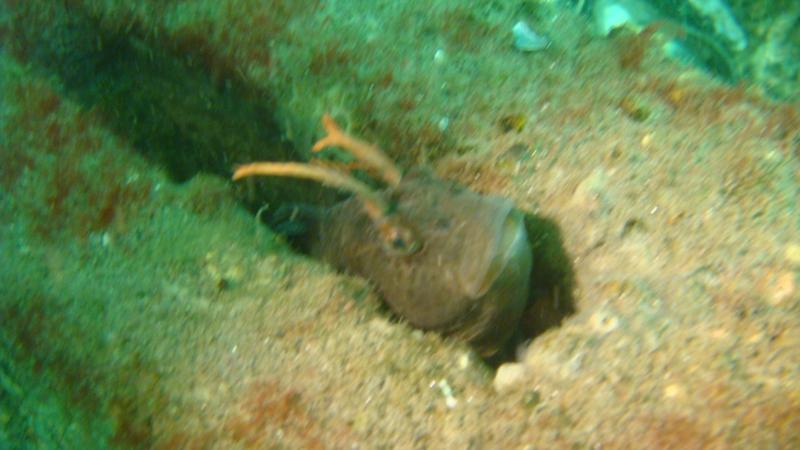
233,115,532,357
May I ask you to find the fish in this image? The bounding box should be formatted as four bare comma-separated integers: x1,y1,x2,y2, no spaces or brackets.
233,114,532,357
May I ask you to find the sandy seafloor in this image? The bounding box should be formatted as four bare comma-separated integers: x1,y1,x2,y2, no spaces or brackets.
1,1,798,449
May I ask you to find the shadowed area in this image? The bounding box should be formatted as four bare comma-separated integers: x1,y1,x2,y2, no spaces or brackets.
4,5,334,213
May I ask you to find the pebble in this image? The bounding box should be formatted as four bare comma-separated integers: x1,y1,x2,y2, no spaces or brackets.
785,243,800,267
493,362,528,392
512,21,549,52
663,383,686,401
589,309,620,334
570,167,610,212
767,271,796,306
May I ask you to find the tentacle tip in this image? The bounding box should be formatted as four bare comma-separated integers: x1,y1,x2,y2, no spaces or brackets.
310,141,326,153
231,165,251,181
321,112,335,127
321,113,344,135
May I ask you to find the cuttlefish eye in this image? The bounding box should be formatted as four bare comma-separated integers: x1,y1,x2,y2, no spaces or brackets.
378,220,421,256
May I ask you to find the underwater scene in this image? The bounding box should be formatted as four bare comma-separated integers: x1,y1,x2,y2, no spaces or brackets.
0,0,798,448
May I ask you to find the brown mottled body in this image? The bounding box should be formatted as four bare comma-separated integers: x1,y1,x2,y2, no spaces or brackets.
234,115,532,356
313,168,532,356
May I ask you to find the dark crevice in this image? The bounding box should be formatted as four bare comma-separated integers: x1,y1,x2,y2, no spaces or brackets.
6,4,335,213
487,214,576,367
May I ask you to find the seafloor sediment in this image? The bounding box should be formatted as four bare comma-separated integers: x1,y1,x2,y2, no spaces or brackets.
1,1,798,448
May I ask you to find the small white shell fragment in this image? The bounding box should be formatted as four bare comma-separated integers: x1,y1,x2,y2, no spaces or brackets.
493,362,528,392
457,352,471,370
593,0,657,36
785,244,800,267
437,379,458,409
433,48,447,65
437,116,450,131
512,21,549,52
596,3,635,35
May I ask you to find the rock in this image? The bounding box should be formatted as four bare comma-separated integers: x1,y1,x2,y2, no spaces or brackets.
493,362,528,393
